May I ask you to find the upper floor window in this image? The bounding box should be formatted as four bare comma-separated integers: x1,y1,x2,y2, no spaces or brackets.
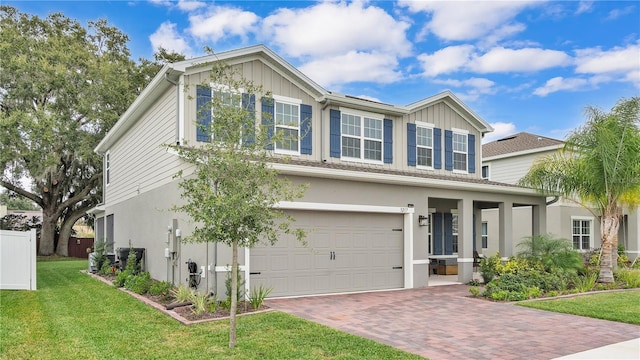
482,165,490,180
453,132,468,172
274,98,300,154
572,217,593,250
341,112,383,163
416,122,434,168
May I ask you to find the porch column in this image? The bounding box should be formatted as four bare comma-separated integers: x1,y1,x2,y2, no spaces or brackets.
532,204,547,237
457,198,474,283
474,207,483,253
499,200,513,258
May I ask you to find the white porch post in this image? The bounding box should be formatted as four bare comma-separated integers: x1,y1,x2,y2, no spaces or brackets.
499,201,513,258
457,199,474,283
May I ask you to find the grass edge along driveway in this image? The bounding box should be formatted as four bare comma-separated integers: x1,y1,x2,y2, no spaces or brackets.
0,260,424,360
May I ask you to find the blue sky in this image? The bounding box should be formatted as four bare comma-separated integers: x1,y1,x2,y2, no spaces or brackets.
7,0,640,143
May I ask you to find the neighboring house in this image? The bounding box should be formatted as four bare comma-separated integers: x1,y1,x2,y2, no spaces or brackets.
481,132,640,261
91,45,548,298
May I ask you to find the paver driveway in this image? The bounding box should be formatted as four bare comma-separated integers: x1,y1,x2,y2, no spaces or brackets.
265,285,640,359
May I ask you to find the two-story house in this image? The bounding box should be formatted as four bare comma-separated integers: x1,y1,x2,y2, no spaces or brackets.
481,132,640,262
91,45,548,298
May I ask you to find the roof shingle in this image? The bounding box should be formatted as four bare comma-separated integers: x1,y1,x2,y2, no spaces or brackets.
482,132,564,158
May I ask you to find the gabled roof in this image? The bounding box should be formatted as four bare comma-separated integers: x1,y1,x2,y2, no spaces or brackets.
483,132,564,159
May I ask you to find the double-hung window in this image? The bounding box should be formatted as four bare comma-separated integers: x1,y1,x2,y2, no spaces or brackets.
452,130,468,172
452,214,459,253
416,122,434,168
481,222,488,248
273,96,301,155
196,84,247,143
572,217,593,250
341,111,383,162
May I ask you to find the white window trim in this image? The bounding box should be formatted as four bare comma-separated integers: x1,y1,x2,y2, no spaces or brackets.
339,108,384,164
201,83,245,144
416,121,435,170
452,129,468,174
452,213,459,254
571,216,595,251
272,95,302,156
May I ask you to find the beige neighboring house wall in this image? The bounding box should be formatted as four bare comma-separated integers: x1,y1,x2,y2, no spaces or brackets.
481,132,640,261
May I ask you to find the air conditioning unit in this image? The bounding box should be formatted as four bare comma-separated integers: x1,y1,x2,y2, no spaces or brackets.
88,252,98,273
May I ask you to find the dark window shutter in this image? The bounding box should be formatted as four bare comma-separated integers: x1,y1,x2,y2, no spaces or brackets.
261,97,274,150
434,128,442,169
196,85,211,142
468,134,476,173
433,212,443,255
407,123,416,166
300,104,312,155
383,119,393,164
444,130,453,171
329,109,341,158
242,93,256,146
444,213,453,255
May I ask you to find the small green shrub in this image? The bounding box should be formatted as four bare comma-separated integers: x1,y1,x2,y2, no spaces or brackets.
225,269,245,302
468,287,480,297
573,271,598,292
124,245,140,274
191,292,208,316
249,285,273,309
617,254,630,268
148,281,173,297
614,269,640,288
125,271,152,294
207,294,219,313
496,257,531,276
525,286,543,299
479,252,501,284
170,285,194,303
220,299,231,310
546,290,559,297
98,258,113,276
468,279,480,286
113,269,131,287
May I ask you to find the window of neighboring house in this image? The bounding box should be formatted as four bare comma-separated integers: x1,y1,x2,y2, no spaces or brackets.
572,217,593,250
452,214,459,253
416,123,434,168
274,98,300,154
481,222,488,248
453,132,468,172
105,152,110,185
482,165,490,180
341,112,383,162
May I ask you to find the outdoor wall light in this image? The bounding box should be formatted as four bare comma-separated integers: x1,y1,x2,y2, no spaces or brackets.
418,215,429,226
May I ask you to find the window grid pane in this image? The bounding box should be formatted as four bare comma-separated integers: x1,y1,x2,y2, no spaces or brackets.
363,118,382,139
453,133,467,152
417,147,432,167
342,114,360,136
417,127,433,147
276,128,299,152
453,152,467,171
572,219,591,250
364,139,382,161
342,136,360,158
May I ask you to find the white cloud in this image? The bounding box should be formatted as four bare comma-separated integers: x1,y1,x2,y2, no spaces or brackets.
604,5,636,21
149,21,191,55
483,122,517,144
533,77,588,96
298,51,401,88
188,6,259,42
575,1,594,15
177,0,206,11
262,1,412,58
574,43,640,75
399,0,537,41
417,45,474,77
470,47,572,73
433,77,496,101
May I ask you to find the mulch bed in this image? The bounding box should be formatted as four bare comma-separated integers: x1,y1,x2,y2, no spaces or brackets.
85,271,272,325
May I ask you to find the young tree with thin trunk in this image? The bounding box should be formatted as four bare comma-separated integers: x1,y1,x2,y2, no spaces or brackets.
519,97,640,283
169,62,307,348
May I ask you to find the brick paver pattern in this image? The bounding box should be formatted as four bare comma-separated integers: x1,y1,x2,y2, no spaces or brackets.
266,285,640,359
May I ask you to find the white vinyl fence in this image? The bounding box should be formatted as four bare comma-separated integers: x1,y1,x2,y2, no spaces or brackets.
0,229,37,290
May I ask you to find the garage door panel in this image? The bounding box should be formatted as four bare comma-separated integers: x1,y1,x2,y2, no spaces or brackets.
251,210,404,297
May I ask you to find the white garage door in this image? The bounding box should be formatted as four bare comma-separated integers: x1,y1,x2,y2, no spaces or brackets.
250,211,404,297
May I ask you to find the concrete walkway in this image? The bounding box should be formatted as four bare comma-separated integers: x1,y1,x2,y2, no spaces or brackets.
265,285,640,359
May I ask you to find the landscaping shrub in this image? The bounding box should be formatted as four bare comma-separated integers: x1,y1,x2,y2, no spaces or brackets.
479,252,501,284
170,285,194,303
615,269,640,288
517,234,584,274
573,270,598,292
468,287,481,297
125,271,152,294
148,281,173,297
113,269,131,287
225,269,245,302
249,285,272,309
191,292,208,316
98,258,113,276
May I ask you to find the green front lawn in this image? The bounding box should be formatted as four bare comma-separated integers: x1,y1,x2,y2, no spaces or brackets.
0,260,422,360
517,290,640,325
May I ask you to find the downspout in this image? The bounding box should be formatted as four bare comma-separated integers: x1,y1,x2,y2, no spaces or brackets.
546,196,559,206
320,99,332,162
164,72,180,145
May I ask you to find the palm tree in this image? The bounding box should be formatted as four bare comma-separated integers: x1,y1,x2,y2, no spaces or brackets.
519,97,640,283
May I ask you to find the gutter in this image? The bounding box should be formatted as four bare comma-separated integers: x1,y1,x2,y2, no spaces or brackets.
546,196,560,205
